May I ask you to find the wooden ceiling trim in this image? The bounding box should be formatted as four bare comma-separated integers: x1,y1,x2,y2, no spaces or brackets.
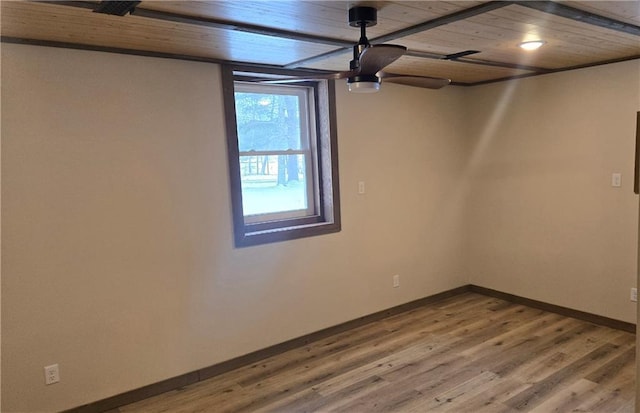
41,1,97,12
403,21,637,71
548,53,640,73
569,2,640,27
295,0,640,74
286,0,640,73
284,48,351,70
0,35,338,78
383,55,535,83
0,35,230,64
137,1,359,40
465,54,640,86
367,1,514,44
3,2,338,65
396,8,639,52
136,1,482,41
454,56,551,73
492,6,640,50
285,1,515,69
3,1,637,86
389,2,640,73
519,1,640,37
42,0,354,48
130,7,352,48
405,49,549,73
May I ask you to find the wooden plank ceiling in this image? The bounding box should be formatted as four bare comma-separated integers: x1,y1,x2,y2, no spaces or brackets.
2,1,639,86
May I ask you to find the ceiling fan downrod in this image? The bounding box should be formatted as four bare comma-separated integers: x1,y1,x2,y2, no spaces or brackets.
348,6,377,71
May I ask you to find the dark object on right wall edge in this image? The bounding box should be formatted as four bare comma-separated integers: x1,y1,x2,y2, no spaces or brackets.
635,112,639,195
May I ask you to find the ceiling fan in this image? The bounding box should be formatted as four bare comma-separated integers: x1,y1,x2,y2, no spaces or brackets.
254,6,451,93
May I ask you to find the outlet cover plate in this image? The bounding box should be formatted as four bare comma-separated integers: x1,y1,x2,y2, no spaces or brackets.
44,364,60,385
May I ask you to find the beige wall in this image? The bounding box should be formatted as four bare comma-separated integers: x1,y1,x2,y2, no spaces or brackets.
464,60,640,323
1,44,469,412
2,43,639,412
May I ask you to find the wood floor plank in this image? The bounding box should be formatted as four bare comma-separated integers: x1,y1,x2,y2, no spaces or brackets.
118,292,636,413
504,343,624,411
456,376,529,412
586,346,636,387
493,323,601,379
257,375,388,413
506,322,615,383
526,379,598,413
421,370,502,411
310,341,439,397
572,382,636,413
459,310,562,358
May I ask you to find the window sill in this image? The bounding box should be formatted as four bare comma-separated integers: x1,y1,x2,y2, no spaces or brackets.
237,221,341,247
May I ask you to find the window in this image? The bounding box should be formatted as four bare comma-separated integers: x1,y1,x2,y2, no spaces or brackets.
222,66,341,247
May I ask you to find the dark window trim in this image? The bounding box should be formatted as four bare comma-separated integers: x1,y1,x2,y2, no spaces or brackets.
221,65,341,247
635,111,639,195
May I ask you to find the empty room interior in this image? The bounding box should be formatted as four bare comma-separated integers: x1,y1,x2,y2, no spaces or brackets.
2,1,640,412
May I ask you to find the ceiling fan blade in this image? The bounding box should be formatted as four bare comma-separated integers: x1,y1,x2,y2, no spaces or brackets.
245,71,355,84
379,73,451,89
358,44,407,75
443,50,481,60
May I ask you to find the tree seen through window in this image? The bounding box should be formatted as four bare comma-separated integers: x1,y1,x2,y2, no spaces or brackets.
234,89,312,218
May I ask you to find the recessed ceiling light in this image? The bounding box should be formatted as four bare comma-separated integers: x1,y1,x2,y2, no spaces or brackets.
519,40,546,51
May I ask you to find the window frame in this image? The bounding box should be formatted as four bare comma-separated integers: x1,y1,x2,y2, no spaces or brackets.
222,65,341,247
234,82,317,224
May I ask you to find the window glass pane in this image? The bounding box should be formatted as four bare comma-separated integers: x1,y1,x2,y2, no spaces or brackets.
234,92,302,151
240,154,309,217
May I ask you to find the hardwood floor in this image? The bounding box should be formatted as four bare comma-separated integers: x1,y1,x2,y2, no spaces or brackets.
116,293,635,412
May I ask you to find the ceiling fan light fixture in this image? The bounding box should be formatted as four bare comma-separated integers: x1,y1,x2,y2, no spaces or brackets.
518,40,546,51
348,74,380,93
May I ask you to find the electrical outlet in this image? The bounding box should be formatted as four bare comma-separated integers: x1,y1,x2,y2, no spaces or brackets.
631,288,637,302
44,364,60,385
393,274,400,288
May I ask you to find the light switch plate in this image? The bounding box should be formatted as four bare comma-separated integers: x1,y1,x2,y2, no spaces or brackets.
612,173,622,187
